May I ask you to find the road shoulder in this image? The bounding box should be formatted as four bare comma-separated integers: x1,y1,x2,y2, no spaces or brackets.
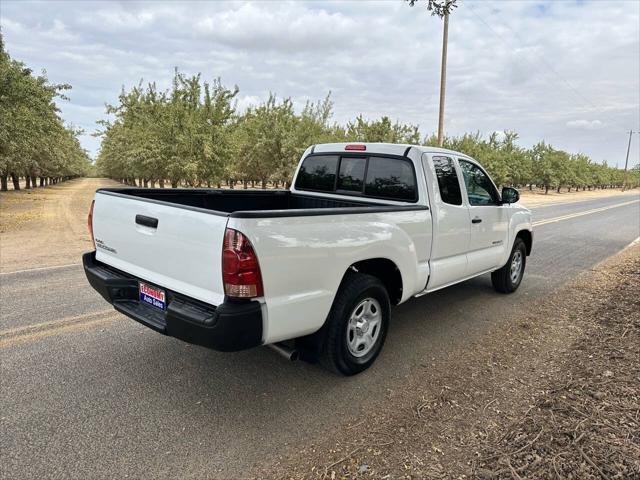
518,188,639,208
0,177,118,273
255,244,640,479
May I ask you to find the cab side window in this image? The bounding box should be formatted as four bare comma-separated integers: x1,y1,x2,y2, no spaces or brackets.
432,156,462,205
459,160,499,205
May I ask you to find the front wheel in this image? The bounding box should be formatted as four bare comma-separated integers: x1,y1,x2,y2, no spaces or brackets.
319,273,390,376
492,238,527,293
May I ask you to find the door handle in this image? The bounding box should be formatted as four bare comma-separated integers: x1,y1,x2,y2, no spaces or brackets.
135,214,158,228
472,217,482,224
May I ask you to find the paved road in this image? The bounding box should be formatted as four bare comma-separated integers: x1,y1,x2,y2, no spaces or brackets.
1,194,639,479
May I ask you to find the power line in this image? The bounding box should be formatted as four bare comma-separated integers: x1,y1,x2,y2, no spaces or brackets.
465,2,637,133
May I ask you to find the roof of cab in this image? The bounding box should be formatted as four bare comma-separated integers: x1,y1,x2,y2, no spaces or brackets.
311,142,467,158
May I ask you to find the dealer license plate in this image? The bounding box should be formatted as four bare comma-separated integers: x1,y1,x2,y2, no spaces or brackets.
139,281,166,311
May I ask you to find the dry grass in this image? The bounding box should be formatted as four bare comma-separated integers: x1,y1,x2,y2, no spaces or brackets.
254,245,640,479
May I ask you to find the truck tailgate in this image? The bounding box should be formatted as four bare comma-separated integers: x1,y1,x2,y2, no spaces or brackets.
92,191,228,306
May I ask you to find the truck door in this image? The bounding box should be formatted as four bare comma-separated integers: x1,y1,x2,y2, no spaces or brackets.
422,154,470,290
458,158,509,275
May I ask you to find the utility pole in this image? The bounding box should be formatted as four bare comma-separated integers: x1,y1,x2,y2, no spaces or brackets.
437,11,449,147
406,1,457,147
622,129,634,191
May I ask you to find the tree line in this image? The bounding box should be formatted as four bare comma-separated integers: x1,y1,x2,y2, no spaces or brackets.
97,70,638,193
0,35,92,191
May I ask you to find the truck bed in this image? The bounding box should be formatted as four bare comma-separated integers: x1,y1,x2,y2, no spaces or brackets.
97,188,426,218
91,187,428,308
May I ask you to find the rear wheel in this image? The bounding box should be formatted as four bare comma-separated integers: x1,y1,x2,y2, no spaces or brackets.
492,238,527,293
319,273,390,375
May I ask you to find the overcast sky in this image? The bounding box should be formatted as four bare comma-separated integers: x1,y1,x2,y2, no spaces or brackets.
2,0,639,166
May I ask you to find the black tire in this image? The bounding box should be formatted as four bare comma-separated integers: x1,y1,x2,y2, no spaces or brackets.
491,238,527,293
319,273,390,376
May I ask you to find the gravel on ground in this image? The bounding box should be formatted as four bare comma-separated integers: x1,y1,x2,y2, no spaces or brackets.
254,244,640,479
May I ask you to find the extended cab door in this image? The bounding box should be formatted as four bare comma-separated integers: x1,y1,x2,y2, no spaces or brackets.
457,159,509,275
423,154,470,290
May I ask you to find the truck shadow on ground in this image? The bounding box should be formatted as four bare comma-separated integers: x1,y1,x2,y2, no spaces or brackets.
100,273,526,429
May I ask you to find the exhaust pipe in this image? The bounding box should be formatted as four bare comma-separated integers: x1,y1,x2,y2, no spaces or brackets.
268,342,299,362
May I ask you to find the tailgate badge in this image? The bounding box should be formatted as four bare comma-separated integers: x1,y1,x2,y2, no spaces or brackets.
95,239,117,254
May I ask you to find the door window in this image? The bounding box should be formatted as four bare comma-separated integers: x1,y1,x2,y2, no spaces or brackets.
459,160,499,205
432,156,462,205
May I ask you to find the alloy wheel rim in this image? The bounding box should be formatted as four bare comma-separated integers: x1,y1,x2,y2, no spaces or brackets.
510,250,523,284
346,298,382,358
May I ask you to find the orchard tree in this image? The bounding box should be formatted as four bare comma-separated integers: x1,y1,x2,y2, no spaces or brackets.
95,68,630,193
0,33,89,191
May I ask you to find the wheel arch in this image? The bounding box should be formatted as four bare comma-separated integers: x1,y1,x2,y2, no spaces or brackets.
344,258,403,305
516,229,533,256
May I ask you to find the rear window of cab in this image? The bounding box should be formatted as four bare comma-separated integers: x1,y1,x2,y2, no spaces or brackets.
295,154,418,202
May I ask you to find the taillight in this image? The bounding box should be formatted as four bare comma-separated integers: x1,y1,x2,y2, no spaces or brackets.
88,200,96,249
222,228,264,298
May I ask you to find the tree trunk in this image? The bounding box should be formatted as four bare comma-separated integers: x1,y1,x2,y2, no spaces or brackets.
143,178,149,188
159,179,165,188
150,180,156,188
556,185,561,193
25,176,31,189
545,185,549,194
1,175,7,191
243,180,248,189
10,173,20,190
31,175,38,188
39,177,45,187
568,186,572,193
261,179,267,189
171,180,178,188
217,181,221,188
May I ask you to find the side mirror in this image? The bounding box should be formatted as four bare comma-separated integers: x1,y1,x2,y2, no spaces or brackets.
501,187,519,204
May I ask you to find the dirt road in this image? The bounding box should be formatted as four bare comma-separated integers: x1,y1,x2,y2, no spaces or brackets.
0,178,118,273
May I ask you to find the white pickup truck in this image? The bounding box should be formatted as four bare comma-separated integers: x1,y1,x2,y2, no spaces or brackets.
84,143,532,375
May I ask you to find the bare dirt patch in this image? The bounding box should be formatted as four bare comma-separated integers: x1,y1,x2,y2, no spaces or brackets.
518,188,639,207
255,245,639,479
0,178,119,273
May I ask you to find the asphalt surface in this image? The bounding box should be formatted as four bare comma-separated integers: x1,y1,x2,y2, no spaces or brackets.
1,194,639,479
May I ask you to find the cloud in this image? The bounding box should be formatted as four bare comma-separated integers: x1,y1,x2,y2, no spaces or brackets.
235,95,262,113
1,0,638,166
566,119,604,130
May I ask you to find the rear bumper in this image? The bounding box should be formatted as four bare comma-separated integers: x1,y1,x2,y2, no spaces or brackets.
82,252,263,352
